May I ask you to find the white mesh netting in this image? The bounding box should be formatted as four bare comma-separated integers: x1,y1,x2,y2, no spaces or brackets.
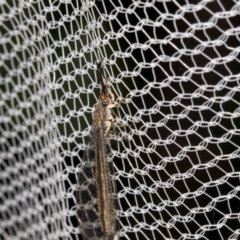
1,0,240,239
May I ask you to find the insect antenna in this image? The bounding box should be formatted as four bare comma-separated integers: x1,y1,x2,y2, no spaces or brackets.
97,58,108,95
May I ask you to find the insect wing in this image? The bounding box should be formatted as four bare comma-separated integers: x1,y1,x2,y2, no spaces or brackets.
94,127,118,238
76,133,118,240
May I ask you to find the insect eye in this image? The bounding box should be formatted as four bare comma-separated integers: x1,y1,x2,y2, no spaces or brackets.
102,99,109,106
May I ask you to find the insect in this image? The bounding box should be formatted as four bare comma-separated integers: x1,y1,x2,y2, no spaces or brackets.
76,59,124,240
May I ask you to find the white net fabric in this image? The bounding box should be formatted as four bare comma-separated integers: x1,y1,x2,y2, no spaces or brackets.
1,0,240,239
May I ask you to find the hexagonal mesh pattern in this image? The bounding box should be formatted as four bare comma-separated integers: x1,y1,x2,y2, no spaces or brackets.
1,1,240,240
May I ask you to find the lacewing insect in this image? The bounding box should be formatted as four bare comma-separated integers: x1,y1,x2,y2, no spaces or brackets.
76,59,123,240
